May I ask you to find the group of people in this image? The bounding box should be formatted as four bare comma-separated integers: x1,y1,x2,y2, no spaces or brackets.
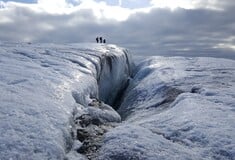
96,37,106,43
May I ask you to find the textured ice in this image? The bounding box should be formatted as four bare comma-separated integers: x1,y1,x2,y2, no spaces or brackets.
1,42,235,160
0,42,131,159
98,56,235,160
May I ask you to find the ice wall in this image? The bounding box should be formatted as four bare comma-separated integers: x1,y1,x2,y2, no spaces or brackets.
98,49,133,105
0,42,132,160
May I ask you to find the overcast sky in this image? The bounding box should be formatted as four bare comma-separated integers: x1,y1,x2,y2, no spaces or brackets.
0,0,235,59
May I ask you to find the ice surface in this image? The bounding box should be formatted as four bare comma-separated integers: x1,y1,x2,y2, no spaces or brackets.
0,42,131,159
1,42,235,160
98,56,235,160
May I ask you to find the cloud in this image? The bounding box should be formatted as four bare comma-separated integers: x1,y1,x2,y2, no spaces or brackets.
150,0,194,9
118,0,121,6
150,0,235,10
118,8,235,58
0,0,234,59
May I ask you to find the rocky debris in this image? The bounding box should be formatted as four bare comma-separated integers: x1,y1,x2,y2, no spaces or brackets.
76,114,93,127
70,98,121,159
88,98,102,107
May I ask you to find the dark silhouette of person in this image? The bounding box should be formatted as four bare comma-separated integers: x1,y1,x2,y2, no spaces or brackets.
100,37,103,43
103,39,106,43
96,37,99,43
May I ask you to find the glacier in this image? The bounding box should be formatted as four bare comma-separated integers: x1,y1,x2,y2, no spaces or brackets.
98,56,235,160
0,42,132,159
0,42,235,160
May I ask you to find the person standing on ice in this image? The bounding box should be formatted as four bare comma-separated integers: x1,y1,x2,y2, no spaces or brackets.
100,37,103,43
103,39,106,43
96,37,99,43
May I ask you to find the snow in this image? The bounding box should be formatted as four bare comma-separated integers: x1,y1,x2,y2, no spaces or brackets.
98,56,235,160
0,42,131,159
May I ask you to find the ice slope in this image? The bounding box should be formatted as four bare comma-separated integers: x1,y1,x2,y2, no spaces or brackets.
97,56,235,160
0,42,132,159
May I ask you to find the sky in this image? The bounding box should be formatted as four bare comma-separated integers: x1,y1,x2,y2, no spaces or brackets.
0,0,235,59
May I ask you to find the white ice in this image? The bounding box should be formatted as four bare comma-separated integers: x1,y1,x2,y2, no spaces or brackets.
1,42,235,160
0,42,131,159
98,56,235,160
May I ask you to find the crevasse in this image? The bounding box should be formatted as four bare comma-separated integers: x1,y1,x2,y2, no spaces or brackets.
0,42,133,160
